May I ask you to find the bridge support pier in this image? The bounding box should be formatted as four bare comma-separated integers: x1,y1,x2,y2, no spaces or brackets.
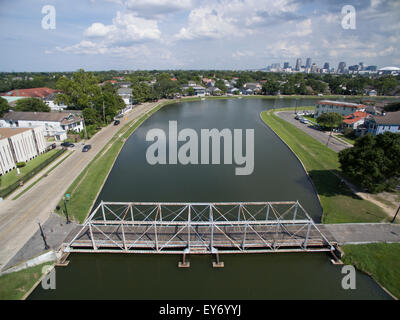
212,252,224,268
178,253,190,268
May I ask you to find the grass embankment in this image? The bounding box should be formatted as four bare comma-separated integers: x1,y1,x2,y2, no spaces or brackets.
55,101,172,223
0,262,52,300
342,244,400,299
0,149,59,188
261,107,388,224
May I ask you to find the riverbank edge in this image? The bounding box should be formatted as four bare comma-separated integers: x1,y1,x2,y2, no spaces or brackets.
260,108,398,300
341,244,399,300
258,107,324,219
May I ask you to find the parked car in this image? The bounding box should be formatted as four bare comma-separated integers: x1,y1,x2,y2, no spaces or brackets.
82,145,92,152
61,142,75,148
300,119,309,124
114,120,120,126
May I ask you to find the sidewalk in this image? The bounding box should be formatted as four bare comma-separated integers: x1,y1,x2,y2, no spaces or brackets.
0,101,164,271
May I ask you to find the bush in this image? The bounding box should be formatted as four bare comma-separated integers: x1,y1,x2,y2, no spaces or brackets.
16,162,26,168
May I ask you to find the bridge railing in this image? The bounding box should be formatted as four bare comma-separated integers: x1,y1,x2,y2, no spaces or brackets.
64,201,334,254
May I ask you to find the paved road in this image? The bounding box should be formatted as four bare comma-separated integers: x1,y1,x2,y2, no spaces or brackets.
0,101,163,271
321,223,400,245
276,111,350,153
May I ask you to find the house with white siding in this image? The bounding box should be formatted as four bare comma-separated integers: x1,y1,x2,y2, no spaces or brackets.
0,111,84,141
315,100,366,117
367,111,400,136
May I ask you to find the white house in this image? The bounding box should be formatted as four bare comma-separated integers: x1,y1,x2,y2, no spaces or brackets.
117,88,133,106
0,111,84,141
43,93,68,111
315,100,366,117
367,111,400,136
0,127,47,175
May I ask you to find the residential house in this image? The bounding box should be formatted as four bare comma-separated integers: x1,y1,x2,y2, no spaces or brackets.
193,86,206,97
315,100,366,117
117,88,133,106
0,111,84,141
343,111,369,129
366,111,400,136
206,87,222,96
0,87,58,99
43,93,68,111
0,127,47,175
243,83,262,94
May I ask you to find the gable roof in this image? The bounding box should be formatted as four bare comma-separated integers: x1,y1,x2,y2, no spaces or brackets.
372,111,400,125
1,87,58,99
318,100,366,109
1,111,82,124
0,128,31,139
343,111,369,124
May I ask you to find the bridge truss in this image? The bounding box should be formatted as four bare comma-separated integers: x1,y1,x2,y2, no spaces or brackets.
64,201,335,255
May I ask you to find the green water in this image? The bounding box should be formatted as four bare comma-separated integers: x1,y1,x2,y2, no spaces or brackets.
29,98,391,300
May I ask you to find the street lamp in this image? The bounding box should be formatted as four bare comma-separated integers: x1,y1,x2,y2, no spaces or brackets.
391,204,400,224
63,193,71,224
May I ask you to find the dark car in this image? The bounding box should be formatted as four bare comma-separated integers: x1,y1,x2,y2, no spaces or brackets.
114,120,120,126
61,142,75,148
82,145,92,152
47,143,57,150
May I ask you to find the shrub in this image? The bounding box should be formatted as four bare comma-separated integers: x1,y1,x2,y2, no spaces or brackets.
16,162,26,168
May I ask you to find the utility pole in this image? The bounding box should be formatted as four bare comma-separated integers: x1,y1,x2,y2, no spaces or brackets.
103,100,106,125
391,204,400,224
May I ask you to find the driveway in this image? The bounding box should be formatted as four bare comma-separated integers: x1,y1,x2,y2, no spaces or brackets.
276,111,351,153
0,101,164,271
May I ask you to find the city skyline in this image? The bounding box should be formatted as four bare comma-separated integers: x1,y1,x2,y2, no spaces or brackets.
0,0,399,72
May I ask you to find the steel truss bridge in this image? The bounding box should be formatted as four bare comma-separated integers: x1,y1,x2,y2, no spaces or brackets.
64,201,336,255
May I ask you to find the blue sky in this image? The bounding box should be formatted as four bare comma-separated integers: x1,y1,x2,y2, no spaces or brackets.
0,0,399,71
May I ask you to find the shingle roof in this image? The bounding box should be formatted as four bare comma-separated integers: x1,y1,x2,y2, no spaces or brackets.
1,111,82,123
318,100,366,109
0,128,31,139
372,111,400,125
0,87,59,99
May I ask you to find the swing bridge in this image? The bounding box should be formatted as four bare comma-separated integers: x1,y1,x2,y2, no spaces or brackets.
63,201,337,257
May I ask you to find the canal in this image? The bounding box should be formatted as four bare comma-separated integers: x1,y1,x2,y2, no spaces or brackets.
29,98,391,299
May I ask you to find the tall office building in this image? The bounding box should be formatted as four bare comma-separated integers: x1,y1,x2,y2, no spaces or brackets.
359,62,365,71
295,58,302,71
337,62,346,73
283,62,290,69
305,58,312,69
323,62,330,70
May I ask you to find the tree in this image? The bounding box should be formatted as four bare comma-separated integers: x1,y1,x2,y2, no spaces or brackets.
384,102,400,112
262,81,280,95
0,97,10,117
316,112,343,147
14,98,50,112
82,108,100,126
339,132,400,193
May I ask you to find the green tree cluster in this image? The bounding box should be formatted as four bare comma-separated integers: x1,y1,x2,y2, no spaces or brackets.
339,132,400,193
14,98,50,112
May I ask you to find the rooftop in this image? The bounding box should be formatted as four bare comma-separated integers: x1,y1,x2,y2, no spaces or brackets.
318,100,366,109
372,111,400,125
0,87,58,99
1,111,82,124
0,127,31,139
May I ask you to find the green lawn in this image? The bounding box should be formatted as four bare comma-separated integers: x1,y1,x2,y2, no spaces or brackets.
261,108,389,224
56,101,173,223
342,244,400,299
0,149,59,189
0,262,52,300
337,134,356,145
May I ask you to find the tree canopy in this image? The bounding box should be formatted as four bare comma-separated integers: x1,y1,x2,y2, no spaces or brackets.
14,98,50,112
339,132,400,193
0,97,10,117
316,112,344,129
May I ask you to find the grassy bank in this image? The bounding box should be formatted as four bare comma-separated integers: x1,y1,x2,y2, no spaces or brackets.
342,243,400,299
261,107,388,223
0,262,52,300
55,101,174,223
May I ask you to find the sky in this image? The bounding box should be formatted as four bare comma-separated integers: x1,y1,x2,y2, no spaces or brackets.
0,0,399,72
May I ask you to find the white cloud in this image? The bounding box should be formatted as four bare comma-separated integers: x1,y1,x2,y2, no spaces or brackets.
232,50,255,59
125,0,193,17
176,0,299,40
291,19,312,37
